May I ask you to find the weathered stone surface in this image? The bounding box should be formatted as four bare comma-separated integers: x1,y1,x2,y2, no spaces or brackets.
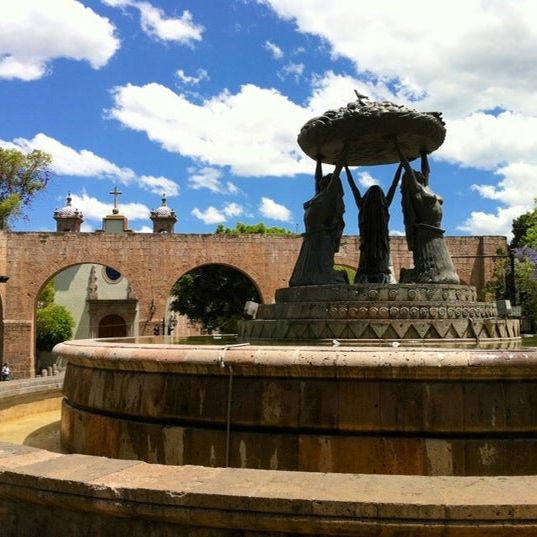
3,442,537,535
57,340,537,475
297,98,446,165
241,283,519,342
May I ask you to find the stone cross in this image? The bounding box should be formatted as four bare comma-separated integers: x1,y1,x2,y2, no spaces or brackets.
109,186,122,214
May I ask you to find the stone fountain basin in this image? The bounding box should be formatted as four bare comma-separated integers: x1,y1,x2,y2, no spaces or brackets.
3,441,537,536
56,338,537,476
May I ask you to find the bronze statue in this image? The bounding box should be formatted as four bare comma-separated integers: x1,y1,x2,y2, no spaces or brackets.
397,145,460,284
289,155,348,287
345,164,402,283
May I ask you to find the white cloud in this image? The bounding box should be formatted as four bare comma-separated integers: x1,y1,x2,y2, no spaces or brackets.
225,182,239,195
223,202,243,217
471,164,537,208
458,205,525,237
191,202,244,224
278,61,304,81
187,167,237,194
109,82,313,176
138,3,203,43
257,1,537,236
69,192,150,221
437,112,537,170
138,175,179,196
433,112,537,234
260,0,537,117
192,206,226,224
0,133,179,196
264,41,283,60
107,0,537,237
0,0,119,81
356,171,379,189
259,197,291,221
106,74,405,178
176,68,208,85
135,225,153,233
103,0,203,44
6,133,133,180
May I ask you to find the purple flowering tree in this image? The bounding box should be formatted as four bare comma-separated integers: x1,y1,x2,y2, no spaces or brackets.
513,246,537,328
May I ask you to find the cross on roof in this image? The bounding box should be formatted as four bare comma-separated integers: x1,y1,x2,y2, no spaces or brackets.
109,186,122,214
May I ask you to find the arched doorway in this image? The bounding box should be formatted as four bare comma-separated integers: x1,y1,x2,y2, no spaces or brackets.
34,263,138,372
98,314,127,338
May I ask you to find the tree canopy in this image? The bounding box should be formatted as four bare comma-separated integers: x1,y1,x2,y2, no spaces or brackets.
512,202,537,249
36,303,75,352
0,148,52,229
215,222,294,235
169,264,261,333
510,202,537,330
37,281,55,309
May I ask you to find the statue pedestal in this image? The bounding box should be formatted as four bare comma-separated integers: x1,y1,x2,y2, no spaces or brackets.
239,284,520,343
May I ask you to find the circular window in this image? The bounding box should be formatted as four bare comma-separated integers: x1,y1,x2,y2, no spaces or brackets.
102,266,122,283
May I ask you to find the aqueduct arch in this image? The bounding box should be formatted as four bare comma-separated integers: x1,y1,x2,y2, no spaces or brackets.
169,262,266,303
0,231,506,378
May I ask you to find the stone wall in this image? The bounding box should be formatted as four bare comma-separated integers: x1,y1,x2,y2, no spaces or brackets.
0,231,507,377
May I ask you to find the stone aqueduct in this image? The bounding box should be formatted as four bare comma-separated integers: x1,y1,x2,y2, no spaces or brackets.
0,231,505,378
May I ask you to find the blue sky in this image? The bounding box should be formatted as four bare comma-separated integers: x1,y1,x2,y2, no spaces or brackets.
1,0,536,236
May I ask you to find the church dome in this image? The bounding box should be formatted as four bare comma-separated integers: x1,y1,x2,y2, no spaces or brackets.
54,193,82,219
150,194,176,219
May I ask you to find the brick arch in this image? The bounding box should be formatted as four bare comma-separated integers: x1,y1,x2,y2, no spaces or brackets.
33,261,140,308
165,262,265,304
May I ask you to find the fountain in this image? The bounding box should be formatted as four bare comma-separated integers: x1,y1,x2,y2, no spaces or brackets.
58,95,527,476
4,97,537,536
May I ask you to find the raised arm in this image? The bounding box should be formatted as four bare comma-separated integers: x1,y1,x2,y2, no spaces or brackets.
420,150,430,186
396,145,420,193
344,165,361,206
324,144,349,195
386,162,403,206
315,155,323,194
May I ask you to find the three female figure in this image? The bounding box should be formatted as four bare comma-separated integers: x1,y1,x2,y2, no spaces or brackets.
397,147,459,284
345,163,402,283
289,155,348,286
290,141,459,287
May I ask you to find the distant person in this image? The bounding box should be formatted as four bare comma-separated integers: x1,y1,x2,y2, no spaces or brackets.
1,363,12,381
344,163,402,283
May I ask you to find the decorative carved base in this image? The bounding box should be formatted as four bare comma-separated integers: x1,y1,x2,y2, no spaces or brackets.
240,284,520,342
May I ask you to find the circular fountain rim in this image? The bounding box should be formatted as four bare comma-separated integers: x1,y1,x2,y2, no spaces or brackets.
55,338,537,379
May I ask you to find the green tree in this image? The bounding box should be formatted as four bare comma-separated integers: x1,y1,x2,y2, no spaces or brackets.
479,248,509,302
37,281,55,309
169,265,261,332
0,148,52,229
215,222,294,235
36,304,74,352
511,201,537,248
510,202,537,330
